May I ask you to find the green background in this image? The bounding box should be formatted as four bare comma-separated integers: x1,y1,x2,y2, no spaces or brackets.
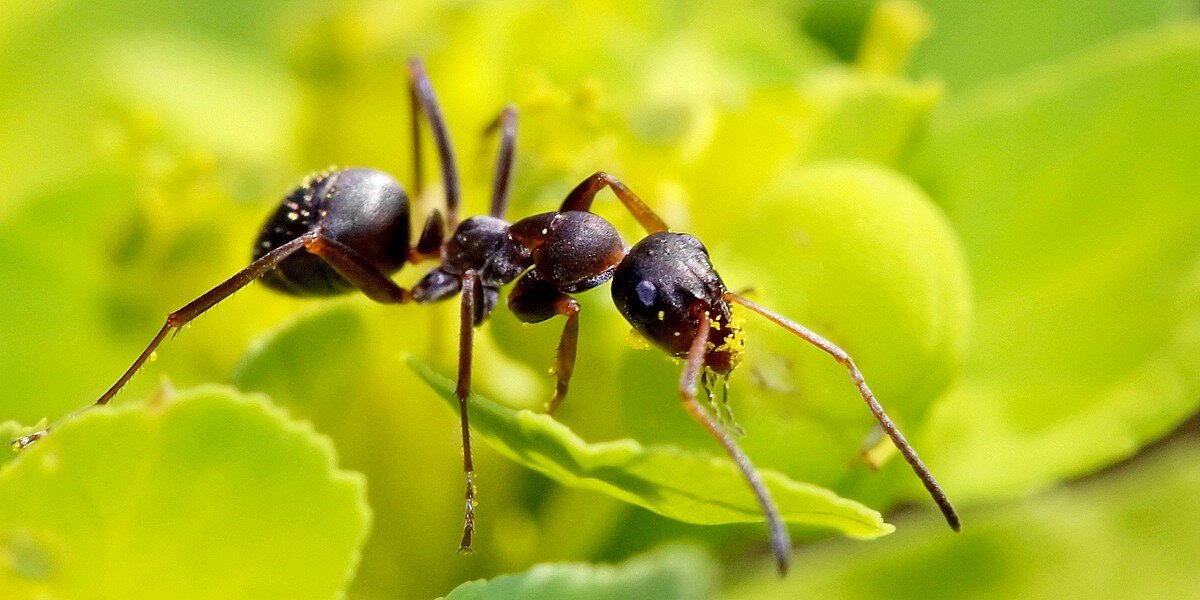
1,0,1198,598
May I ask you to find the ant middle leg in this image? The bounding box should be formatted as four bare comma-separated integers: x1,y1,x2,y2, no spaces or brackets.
408,57,462,229
482,105,518,219
507,271,581,414
561,171,669,235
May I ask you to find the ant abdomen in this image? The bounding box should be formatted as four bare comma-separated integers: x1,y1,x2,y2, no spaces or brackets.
255,168,412,296
611,232,743,374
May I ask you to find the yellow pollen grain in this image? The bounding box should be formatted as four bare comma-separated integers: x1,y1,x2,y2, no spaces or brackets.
710,307,747,370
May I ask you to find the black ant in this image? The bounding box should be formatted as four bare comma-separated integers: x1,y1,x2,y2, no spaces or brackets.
12,58,958,575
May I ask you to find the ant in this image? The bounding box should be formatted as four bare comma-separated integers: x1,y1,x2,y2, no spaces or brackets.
12,58,958,575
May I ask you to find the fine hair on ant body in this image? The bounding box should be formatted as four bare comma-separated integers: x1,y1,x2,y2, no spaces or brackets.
13,58,959,575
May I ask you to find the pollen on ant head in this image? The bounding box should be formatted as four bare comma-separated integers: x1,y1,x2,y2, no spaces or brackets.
710,307,747,370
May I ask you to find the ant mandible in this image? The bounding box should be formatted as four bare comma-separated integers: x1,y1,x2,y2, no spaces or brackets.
12,58,958,575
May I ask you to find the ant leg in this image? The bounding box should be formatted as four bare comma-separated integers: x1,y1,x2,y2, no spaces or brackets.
680,308,791,576
482,105,518,219
506,271,580,414
12,233,317,450
727,292,961,532
409,71,424,197
547,297,580,415
560,171,669,235
410,210,446,264
408,58,462,229
303,235,412,303
455,270,482,552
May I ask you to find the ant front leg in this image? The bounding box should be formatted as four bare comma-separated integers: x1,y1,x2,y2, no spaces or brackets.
679,306,791,576
454,270,483,552
561,171,669,235
726,292,961,532
12,233,318,450
507,271,581,414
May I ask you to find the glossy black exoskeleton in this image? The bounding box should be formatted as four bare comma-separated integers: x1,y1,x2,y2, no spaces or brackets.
14,58,959,575
255,168,414,296
611,232,741,374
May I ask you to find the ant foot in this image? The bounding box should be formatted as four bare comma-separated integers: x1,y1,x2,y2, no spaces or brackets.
11,429,48,452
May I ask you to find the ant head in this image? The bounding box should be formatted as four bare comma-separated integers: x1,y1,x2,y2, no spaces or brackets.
611,232,743,374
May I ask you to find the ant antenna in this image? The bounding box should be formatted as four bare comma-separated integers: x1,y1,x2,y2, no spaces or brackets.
727,292,960,531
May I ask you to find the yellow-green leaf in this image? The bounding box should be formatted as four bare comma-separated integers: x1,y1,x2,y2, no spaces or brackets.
409,358,893,538
0,387,370,599
441,545,717,600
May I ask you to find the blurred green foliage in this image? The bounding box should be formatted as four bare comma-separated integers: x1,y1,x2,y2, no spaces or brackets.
726,437,1200,599
0,0,1198,599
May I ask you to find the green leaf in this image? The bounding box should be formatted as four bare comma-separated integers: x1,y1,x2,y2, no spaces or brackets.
408,358,894,539
724,438,1200,599
441,545,717,600
905,24,1200,502
0,386,370,599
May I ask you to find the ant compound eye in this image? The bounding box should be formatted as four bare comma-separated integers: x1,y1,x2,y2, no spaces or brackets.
635,280,657,306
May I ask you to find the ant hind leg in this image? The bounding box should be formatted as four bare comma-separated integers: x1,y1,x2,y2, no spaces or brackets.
408,58,462,229
12,233,318,450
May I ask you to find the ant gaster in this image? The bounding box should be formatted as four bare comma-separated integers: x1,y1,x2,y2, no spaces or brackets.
13,58,959,575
